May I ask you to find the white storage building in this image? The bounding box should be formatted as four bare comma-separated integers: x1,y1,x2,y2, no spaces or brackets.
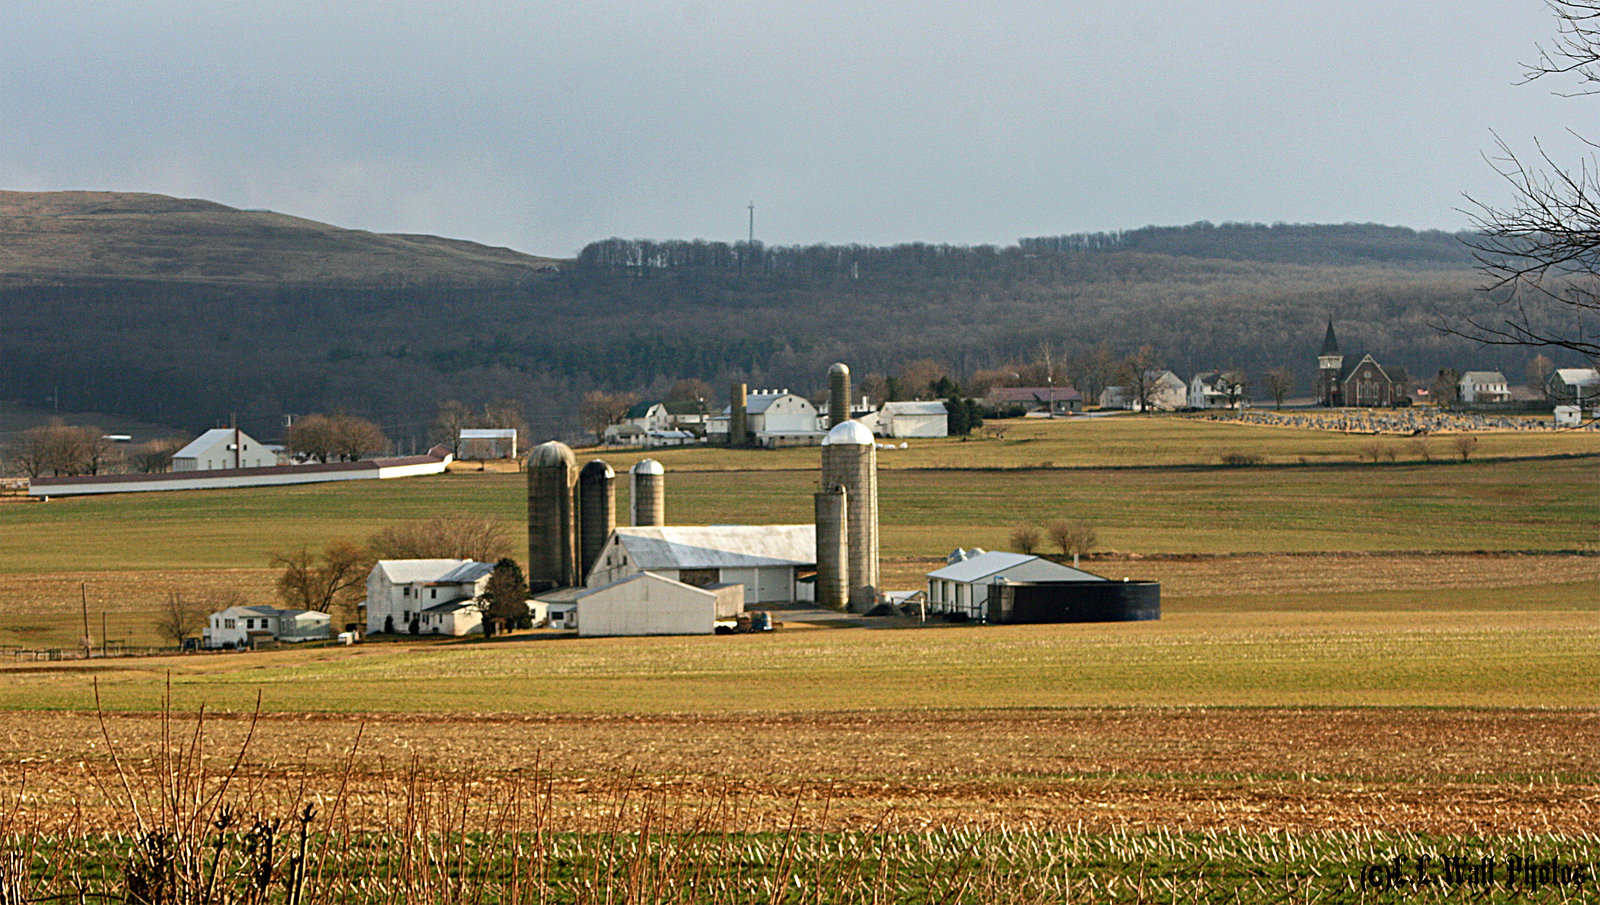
572,571,744,636
203,605,331,649
875,401,949,438
584,525,816,604
172,428,278,471
927,550,1106,621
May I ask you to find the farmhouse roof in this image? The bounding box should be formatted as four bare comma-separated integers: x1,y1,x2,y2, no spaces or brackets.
609,525,816,569
624,400,660,419
1460,371,1507,384
987,386,1082,403
374,559,493,585
926,551,1104,584
1553,367,1600,387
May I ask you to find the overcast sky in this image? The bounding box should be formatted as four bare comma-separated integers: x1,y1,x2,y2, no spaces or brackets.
2,1,1585,257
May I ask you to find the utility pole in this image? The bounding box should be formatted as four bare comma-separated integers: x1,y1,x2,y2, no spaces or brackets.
747,201,755,245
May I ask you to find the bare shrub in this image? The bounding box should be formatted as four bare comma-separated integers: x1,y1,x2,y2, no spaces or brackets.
1009,525,1042,554
1453,434,1478,462
367,513,510,562
1412,434,1433,462
1047,520,1098,559
1219,451,1263,466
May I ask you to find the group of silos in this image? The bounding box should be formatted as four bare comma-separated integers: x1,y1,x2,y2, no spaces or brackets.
525,442,664,593
814,362,880,613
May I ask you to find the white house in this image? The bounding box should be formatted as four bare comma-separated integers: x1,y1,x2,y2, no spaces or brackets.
572,571,744,637
171,428,278,471
1099,371,1187,411
926,550,1106,621
203,605,331,649
1187,372,1243,409
584,525,816,604
874,401,949,438
1458,371,1511,404
363,559,494,636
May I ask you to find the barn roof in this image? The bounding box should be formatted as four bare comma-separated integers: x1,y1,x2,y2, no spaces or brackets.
374,559,493,585
608,525,815,569
882,401,949,416
174,428,258,459
927,551,1104,583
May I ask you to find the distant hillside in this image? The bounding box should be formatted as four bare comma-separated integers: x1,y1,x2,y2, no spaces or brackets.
0,193,1556,451
0,191,561,286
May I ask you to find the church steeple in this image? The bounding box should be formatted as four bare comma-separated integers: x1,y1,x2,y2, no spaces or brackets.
1316,317,1345,406
1319,318,1340,356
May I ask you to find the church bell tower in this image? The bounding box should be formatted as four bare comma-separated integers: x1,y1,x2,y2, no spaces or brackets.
1317,319,1344,406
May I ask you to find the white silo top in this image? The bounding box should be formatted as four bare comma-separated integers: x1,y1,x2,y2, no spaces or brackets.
829,362,851,376
528,440,576,467
822,420,874,446
631,458,665,475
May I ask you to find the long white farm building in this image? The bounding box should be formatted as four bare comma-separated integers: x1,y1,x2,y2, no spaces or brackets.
584,525,816,604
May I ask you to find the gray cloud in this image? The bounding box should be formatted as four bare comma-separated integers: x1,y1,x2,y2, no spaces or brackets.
1,1,1581,256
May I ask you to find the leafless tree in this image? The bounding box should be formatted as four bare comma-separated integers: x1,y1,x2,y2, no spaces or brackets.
896,358,947,399
668,378,713,403
1009,525,1042,554
1432,368,1462,406
286,413,388,462
128,437,186,473
271,541,368,626
367,513,510,562
1264,367,1296,410
430,399,473,456
578,390,638,438
1458,1,1600,359
1527,353,1556,395
1047,520,1099,559
152,589,212,647
1453,434,1479,462
1117,346,1162,411
7,420,112,477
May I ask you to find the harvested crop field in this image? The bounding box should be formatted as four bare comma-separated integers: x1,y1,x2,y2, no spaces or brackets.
4,707,1594,836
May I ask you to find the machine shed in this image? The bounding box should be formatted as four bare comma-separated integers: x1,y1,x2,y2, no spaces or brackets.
926,550,1105,621
573,571,744,636
584,525,815,603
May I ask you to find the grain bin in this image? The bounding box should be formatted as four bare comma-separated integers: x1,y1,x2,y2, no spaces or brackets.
629,458,665,527
821,420,879,611
578,459,616,583
527,440,578,592
813,483,849,611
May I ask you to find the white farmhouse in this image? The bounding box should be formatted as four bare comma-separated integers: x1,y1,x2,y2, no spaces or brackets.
1458,371,1511,404
1099,371,1187,412
584,525,815,604
203,605,330,649
1187,372,1243,409
572,571,744,637
874,401,949,438
926,550,1105,621
172,428,278,471
363,559,494,636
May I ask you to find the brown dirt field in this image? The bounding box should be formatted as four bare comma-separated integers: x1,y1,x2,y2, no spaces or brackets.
5,708,1593,836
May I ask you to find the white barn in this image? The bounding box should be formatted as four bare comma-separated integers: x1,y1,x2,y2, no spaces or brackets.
573,571,744,636
203,605,330,649
172,428,278,471
364,559,494,636
584,525,816,604
926,550,1105,621
875,401,949,438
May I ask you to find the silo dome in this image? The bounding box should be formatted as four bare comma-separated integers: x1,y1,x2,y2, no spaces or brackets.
631,458,664,475
528,440,576,468
828,362,851,376
822,420,874,446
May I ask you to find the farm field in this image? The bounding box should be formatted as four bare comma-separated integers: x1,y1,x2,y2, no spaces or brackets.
1,416,1594,901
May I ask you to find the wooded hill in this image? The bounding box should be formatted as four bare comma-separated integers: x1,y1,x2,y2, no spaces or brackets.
0,192,1555,446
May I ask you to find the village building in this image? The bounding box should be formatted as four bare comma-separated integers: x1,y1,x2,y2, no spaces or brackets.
706,390,827,446
363,559,494,636
1547,367,1600,407
1099,371,1187,411
1458,371,1511,404
203,605,330,649
171,428,278,471
583,525,816,604
1187,372,1243,409
984,386,1083,416
1315,320,1399,407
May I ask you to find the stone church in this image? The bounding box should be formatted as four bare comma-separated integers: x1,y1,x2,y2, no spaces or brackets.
1315,320,1398,407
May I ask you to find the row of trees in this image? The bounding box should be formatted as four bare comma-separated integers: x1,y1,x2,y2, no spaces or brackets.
429,398,530,457
283,413,389,463
6,420,189,478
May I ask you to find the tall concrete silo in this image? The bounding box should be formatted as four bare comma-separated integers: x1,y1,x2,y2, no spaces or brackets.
821,420,879,611
729,381,748,448
578,459,616,582
527,440,579,592
828,362,851,428
813,483,849,611
629,458,665,527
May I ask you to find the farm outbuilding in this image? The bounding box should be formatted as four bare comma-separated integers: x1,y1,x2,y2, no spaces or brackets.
572,571,744,637
926,550,1105,621
584,525,816,604
874,401,949,438
172,428,278,471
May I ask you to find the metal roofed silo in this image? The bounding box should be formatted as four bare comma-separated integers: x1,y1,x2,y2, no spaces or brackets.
821,420,879,612
578,459,616,582
527,440,578,592
629,458,665,527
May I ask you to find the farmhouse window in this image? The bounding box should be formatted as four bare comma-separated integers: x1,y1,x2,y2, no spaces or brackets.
224,619,235,629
